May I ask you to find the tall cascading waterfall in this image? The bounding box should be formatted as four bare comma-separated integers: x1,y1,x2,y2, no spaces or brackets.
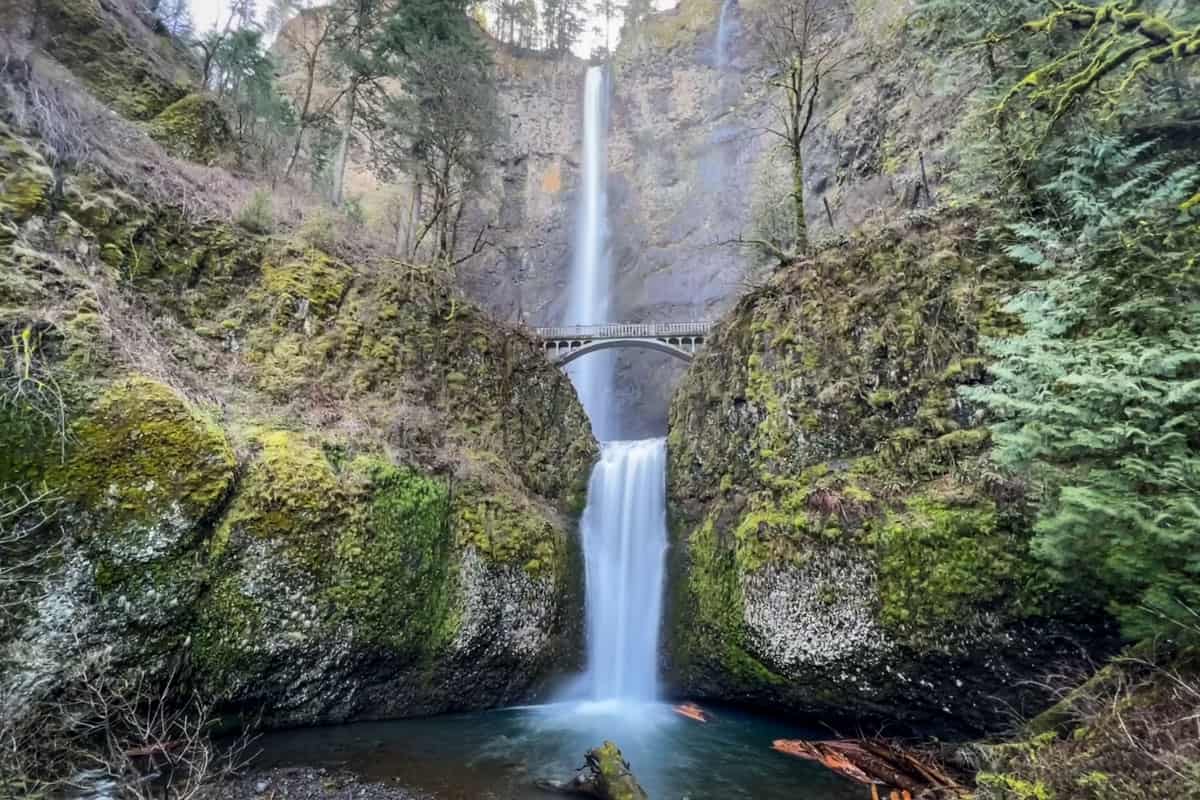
715,0,738,69
564,66,616,442
562,65,669,704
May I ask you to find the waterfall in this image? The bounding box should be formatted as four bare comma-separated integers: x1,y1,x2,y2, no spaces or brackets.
581,439,668,701
564,65,615,442
560,65,668,704
715,0,738,69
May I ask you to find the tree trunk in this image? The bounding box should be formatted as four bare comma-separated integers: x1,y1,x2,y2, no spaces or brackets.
284,50,321,179
407,182,423,259
791,140,807,252
331,82,357,206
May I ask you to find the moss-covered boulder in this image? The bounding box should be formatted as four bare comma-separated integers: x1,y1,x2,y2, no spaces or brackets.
194,431,581,725
665,218,1112,732
1,375,234,710
147,94,232,164
0,111,596,730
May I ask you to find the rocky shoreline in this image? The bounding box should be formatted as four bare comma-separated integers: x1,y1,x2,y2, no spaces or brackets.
200,768,426,800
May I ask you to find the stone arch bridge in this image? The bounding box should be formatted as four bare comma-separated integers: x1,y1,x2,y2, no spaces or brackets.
533,322,713,366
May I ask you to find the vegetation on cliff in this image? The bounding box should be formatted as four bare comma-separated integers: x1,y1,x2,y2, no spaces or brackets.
665,0,1198,790
0,9,596,790
667,217,1067,728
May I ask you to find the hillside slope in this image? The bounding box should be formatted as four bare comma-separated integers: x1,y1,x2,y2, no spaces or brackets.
0,32,595,732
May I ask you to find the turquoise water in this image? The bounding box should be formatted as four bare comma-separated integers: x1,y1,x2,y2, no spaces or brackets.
252,701,863,799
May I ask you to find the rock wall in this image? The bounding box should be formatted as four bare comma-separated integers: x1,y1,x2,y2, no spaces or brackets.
663,218,1115,733
459,0,975,436
0,103,596,729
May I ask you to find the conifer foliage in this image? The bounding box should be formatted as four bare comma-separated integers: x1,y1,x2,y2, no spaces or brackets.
941,1,1200,641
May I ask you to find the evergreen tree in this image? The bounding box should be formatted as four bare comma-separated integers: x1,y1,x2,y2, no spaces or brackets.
542,0,586,52
945,1,1200,640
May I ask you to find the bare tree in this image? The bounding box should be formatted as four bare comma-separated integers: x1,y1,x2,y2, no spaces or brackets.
156,0,194,38
278,4,350,179
755,0,845,258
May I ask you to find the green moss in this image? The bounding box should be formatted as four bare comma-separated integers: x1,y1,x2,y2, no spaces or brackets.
872,497,1030,637
211,430,349,570
455,486,562,574
37,0,190,120
261,246,350,318
589,741,649,800
191,569,270,682
327,459,458,653
977,772,1056,800
59,376,235,529
0,130,53,236
146,94,231,163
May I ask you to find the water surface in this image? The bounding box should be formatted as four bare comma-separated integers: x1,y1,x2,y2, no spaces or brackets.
254,702,862,799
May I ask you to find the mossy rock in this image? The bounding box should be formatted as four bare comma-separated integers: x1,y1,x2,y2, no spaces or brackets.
146,94,232,164
58,375,236,532
261,246,350,320
210,430,351,569
664,218,1102,731
0,129,54,237
36,0,191,120
326,459,459,653
588,741,649,800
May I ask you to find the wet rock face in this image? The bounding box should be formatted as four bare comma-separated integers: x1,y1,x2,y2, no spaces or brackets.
664,220,1116,733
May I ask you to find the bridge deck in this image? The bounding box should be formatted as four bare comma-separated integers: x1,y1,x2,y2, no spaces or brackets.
533,322,713,340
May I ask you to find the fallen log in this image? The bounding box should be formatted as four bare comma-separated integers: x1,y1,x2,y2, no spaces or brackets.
772,738,968,798
672,702,710,723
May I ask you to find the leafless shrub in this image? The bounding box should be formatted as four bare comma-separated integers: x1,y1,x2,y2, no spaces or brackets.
0,485,61,642
970,631,1200,800
0,51,98,170
1,323,69,459
0,649,256,799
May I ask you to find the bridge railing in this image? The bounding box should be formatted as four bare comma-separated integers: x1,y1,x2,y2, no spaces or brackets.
533,322,714,340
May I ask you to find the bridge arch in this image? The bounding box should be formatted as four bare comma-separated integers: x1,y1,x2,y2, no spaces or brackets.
533,322,712,367
554,337,695,366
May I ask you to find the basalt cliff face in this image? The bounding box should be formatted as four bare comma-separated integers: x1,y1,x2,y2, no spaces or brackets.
345,0,969,436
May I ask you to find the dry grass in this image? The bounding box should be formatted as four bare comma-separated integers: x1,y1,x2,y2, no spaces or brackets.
968,637,1200,800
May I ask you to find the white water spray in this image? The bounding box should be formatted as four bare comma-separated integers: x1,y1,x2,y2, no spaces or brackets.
561,65,669,704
